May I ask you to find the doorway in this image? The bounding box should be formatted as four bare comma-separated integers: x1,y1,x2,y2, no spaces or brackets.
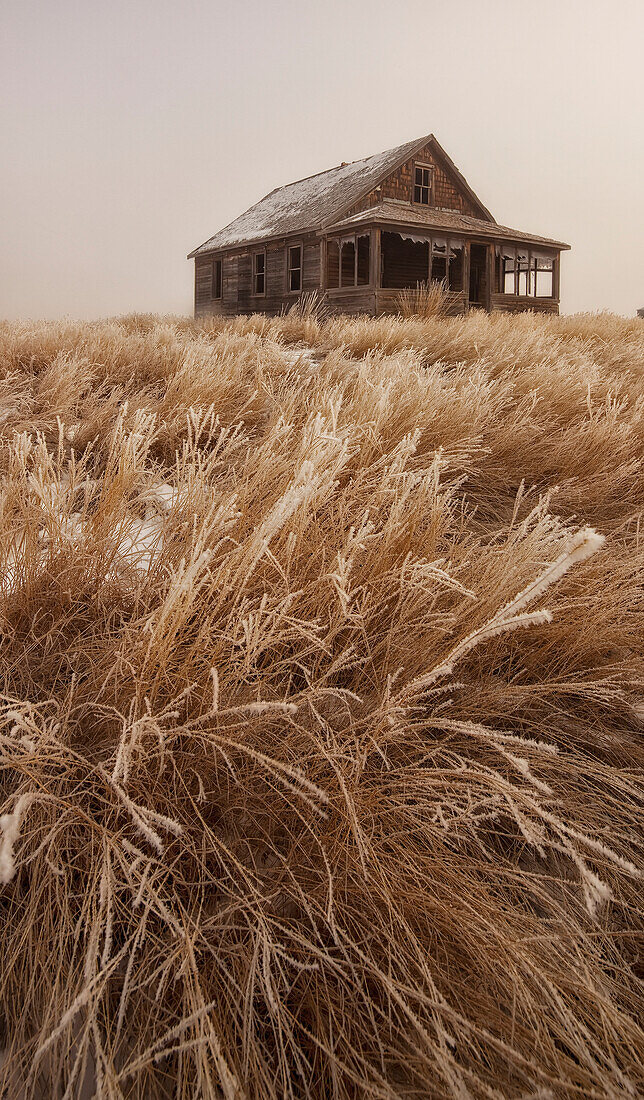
469,244,488,308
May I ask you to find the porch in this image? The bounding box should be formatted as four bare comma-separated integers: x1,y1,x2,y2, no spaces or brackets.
321,225,561,315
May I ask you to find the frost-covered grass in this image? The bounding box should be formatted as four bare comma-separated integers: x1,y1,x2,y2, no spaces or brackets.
1,306,644,1097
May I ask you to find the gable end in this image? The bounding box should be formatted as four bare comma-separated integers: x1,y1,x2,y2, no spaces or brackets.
338,136,494,224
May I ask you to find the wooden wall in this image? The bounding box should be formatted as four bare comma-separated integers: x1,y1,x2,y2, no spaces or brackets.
325,288,376,315
343,141,487,221
194,236,320,317
194,231,561,320
375,289,467,316
489,293,560,315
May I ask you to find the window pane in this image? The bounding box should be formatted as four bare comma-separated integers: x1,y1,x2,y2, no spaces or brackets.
414,185,422,203
357,235,370,285
253,253,265,294
340,239,355,287
503,259,515,294
431,256,446,283
535,268,553,296
288,245,302,292
212,259,222,299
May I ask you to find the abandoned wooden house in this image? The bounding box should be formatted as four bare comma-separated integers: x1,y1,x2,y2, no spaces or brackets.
189,134,569,318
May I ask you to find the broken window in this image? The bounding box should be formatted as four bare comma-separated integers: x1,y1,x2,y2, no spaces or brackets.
327,234,371,288
500,246,555,297
448,241,464,291
533,255,554,297
288,245,302,292
382,232,429,289
413,164,432,205
517,250,529,296
253,251,265,296
431,239,447,284
340,239,355,287
357,235,370,284
327,239,340,287
501,247,516,293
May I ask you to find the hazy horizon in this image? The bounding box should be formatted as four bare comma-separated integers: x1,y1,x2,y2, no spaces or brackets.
2,0,643,320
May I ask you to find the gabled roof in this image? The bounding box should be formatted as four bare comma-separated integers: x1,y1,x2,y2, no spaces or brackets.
188,134,494,257
327,202,570,251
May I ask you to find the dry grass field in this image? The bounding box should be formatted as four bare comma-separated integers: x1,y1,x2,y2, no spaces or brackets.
1,303,643,1097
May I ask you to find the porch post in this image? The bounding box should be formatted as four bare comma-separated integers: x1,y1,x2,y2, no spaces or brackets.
372,228,381,314
486,244,494,313
553,253,561,302
462,241,471,311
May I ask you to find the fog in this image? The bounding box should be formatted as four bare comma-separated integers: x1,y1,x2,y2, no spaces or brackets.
1,0,642,319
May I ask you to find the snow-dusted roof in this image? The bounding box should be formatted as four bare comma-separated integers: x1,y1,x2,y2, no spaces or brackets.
189,135,435,256
327,202,570,250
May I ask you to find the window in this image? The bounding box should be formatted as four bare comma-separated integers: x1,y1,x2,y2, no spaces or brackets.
431,239,447,284
253,251,265,296
502,250,516,294
357,235,370,285
413,164,432,205
448,242,464,291
340,239,355,287
533,255,554,297
211,259,222,299
327,234,371,288
500,247,555,297
381,232,428,289
288,245,302,292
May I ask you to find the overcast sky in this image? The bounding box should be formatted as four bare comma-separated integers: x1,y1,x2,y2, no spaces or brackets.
1,0,643,319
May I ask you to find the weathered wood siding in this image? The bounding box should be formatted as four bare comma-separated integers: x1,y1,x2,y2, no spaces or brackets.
375,289,467,316
324,288,377,315
490,293,560,315
343,142,486,221
195,237,321,317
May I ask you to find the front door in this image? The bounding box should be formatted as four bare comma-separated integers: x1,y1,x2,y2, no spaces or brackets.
469,244,487,308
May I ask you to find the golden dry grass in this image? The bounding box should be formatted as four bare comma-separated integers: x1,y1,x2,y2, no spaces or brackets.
0,306,643,1098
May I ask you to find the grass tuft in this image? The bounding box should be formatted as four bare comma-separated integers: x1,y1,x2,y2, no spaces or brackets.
0,308,643,1097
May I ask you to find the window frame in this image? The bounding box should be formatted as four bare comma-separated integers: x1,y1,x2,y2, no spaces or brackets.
286,242,303,294
412,162,434,206
252,249,266,297
498,246,556,298
211,257,222,300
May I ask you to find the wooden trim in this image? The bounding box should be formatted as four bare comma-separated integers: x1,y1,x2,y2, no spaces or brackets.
553,254,561,301
373,228,381,289
462,242,470,308
486,244,493,312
